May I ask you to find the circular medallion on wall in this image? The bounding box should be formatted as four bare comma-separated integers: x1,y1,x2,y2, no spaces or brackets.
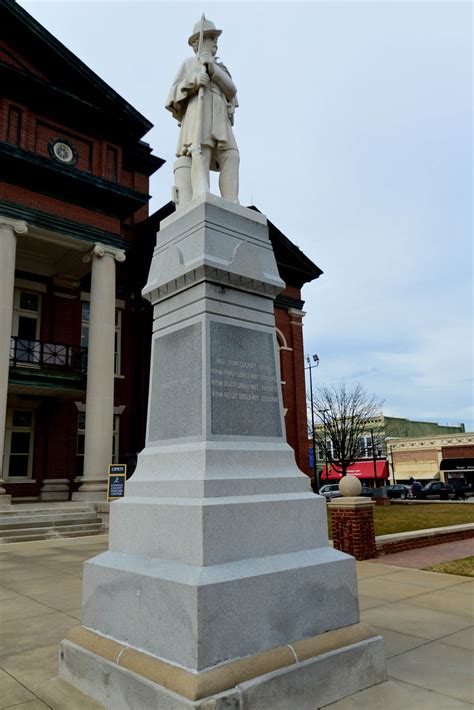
48,138,78,166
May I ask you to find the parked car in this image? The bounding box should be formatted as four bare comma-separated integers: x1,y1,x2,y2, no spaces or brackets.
386,484,410,499
319,483,341,500
419,481,454,500
420,481,473,500
319,483,375,499
451,483,474,500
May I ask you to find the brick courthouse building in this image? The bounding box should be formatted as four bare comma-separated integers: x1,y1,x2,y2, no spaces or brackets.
0,0,321,501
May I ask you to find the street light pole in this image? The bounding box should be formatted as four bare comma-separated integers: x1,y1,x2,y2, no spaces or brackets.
305,354,319,493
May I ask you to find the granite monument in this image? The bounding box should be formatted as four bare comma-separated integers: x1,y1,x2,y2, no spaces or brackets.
59,16,386,709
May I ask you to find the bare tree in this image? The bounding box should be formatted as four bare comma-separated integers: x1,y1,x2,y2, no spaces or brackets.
312,382,383,477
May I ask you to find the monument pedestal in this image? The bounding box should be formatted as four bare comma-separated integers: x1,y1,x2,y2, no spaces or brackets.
60,196,385,708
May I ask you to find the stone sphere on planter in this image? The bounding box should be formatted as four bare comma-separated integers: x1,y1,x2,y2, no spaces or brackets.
339,476,362,497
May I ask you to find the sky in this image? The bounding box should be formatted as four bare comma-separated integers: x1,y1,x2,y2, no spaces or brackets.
19,0,473,431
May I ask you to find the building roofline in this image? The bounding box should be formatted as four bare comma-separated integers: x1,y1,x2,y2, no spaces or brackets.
387,431,474,446
2,0,153,137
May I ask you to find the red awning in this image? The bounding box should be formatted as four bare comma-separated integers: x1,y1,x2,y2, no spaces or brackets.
321,461,388,480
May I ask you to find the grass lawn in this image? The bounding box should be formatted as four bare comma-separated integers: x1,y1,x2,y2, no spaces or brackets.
328,503,474,538
425,556,474,577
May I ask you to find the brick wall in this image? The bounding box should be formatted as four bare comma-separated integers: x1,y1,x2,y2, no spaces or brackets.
1,182,121,234
329,502,377,561
1,97,148,192
442,445,474,459
274,296,310,475
377,528,474,556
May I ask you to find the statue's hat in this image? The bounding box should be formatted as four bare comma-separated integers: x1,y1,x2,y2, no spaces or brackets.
188,17,222,46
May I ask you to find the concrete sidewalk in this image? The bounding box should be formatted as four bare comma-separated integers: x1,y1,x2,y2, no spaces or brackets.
0,535,472,709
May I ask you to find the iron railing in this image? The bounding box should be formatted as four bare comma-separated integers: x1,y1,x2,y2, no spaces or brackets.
10,337,88,373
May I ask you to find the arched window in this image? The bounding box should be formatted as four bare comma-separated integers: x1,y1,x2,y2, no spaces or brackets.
275,329,292,416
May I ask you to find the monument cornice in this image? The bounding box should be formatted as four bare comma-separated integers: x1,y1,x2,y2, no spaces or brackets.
145,263,282,304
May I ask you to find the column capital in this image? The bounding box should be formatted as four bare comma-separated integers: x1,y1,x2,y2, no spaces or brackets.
83,243,126,264
288,308,306,319
0,216,28,235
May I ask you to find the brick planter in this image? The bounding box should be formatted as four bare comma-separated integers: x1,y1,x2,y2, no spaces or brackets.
328,498,377,561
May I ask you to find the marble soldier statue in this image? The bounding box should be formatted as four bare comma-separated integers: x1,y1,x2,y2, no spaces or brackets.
166,16,240,205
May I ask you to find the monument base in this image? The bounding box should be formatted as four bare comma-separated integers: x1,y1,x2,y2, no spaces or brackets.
60,623,386,709
58,195,386,707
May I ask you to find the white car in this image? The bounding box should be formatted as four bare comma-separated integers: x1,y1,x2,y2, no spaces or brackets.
319,483,341,500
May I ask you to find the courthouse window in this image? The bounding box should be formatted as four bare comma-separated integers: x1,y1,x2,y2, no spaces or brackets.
4,409,35,479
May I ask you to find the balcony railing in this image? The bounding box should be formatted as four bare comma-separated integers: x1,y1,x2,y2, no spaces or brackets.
10,337,88,373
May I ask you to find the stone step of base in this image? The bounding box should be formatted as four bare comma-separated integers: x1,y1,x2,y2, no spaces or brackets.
0,505,94,518
0,521,105,538
0,513,100,530
0,523,107,544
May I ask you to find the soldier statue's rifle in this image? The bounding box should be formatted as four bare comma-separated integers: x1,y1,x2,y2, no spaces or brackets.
191,14,207,170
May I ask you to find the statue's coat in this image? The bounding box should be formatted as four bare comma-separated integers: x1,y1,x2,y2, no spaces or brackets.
166,56,238,163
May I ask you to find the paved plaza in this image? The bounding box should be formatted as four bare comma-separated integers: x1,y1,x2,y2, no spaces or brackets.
0,535,472,709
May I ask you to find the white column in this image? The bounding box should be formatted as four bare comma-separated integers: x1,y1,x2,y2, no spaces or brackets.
73,243,125,501
0,217,27,505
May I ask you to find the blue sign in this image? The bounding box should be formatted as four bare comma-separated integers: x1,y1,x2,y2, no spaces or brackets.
107,464,127,500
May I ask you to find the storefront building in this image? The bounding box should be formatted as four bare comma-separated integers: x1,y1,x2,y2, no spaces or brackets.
388,433,474,484
308,415,465,488
319,460,389,485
